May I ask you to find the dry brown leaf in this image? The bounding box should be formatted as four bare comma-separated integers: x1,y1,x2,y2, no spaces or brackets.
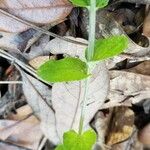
0,29,42,52
143,11,150,37
127,61,150,76
44,36,88,59
7,105,39,124
26,35,50,60
29,56,50,69
138,123,150,145
0,142,26,150
0,120,42,150
109,70,150,104
0,0,73,32
111,133,143,150
106,107,134,146
0,105,43,150
21,71,60,144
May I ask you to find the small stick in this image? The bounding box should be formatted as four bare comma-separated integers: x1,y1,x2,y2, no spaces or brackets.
38,137,47,150
0,81,23,84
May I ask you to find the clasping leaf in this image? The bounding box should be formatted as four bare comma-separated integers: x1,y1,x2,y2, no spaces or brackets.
86,35,128,61
55,129,97,150
37,57,89,82
70,0,109,8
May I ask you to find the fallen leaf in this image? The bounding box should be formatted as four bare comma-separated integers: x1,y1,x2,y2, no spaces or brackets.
44,36,88,60
0,0,73,32
27,35,50,60
109,70,150,104
0,142,26,150
21,71,60,144
111,133,143,150
0,105,43,150
106,107,134,145
143,11,150,37
127,61,150,76
7,105,39,124
0,120,42,150
138,123,150,145
29,56,50,69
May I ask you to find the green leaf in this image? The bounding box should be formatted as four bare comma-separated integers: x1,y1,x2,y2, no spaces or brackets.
55,145,65,150
55,130,97,150
37,57,89,83
70,0,88,7
90,35,128,61
96,0,109,8
70,0,109,8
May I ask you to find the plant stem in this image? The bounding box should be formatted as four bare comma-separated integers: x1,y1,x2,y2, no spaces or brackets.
87,0,97,61
78,77,89,135
78,0,96,135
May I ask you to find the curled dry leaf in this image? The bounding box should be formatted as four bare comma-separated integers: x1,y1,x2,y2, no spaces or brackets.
106,107,134,146
109,70,150,104
45,37,109,139
0,0,73,32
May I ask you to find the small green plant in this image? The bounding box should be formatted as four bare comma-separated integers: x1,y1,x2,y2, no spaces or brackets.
37,0,128,149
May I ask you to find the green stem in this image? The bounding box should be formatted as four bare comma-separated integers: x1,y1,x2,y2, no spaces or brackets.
78,77,89,135
87,0,97,61
78,0,96,135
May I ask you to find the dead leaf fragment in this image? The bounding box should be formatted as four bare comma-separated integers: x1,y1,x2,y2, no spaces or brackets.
109,70,150,104
7,105,39,124
127,61,150,76
21,71,60,144
0,142,26,150
106,107,134,145
0,105,43,150
29,56,50,69
138,123,150,145
0,120,42,150
143,11,150,37
0,0,73,32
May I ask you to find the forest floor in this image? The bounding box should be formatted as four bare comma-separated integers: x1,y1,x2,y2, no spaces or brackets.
0,0,149,150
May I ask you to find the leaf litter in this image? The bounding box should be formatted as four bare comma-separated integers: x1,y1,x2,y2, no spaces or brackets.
0,0,150,149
